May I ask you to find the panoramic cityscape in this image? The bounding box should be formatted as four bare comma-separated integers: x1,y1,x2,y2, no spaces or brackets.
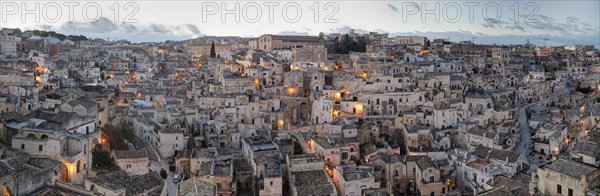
0,1,600,196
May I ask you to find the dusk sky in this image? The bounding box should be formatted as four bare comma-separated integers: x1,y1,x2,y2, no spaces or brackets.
1,0,598,46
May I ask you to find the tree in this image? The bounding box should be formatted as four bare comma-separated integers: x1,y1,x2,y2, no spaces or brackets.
103,120,141,150
355,119,364,128
210,41,216,58
339,34,354,54
92,148,120,174
355,36,367,52
68,35,88,41
160,168,168,179
333,34,367,54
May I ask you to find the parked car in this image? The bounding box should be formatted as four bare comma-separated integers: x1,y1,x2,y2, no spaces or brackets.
173,174,181,183
169,161,175,171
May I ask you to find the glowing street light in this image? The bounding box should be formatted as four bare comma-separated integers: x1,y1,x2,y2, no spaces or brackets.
287,87,296,95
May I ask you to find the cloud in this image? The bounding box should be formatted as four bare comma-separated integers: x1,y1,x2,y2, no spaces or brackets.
505,24,525,32
185,24,201,35
33,17,205,42
61,17,118,33
387,4,398,12
121,23,138,33
277,31,310,36
329,26,369,34
404,2,420,11
481,15,598,35
149,24,170,33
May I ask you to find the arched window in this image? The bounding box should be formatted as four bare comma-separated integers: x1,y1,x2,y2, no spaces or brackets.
77,161,81,174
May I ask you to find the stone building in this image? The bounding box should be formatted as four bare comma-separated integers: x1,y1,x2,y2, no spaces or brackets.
84,171,164,195
112,149,150,176
286,153,337,196
530,158,600,196
10,110,99,185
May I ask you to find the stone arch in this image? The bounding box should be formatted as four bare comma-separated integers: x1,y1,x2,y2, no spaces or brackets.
27,133,37,139
340,86,346,93
41,134,48,139
312,81,321,92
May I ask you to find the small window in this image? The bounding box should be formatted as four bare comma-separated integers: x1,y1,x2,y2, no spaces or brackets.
21,144,24,150
557,184,562,194
39,145,43,151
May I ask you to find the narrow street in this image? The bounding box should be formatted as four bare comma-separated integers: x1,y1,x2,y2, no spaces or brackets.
515,83,571,169
515,65,598,168
143,138,177,196
515,106,531,166
161,158,177,196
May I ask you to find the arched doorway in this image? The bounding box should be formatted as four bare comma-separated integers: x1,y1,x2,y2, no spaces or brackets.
300,102,310,122
62,165,69,183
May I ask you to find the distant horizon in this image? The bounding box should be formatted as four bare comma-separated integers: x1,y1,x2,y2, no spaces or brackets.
1,1,597,47
5,26,598,49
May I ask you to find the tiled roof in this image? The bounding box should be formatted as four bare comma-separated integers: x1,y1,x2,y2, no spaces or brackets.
86,171,164,195
291,170,335,196
177,177,216,196
545,158,598,179
473,145,521,163
114,149,148,159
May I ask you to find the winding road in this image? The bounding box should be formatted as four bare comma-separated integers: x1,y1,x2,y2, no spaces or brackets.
514,81,571,167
